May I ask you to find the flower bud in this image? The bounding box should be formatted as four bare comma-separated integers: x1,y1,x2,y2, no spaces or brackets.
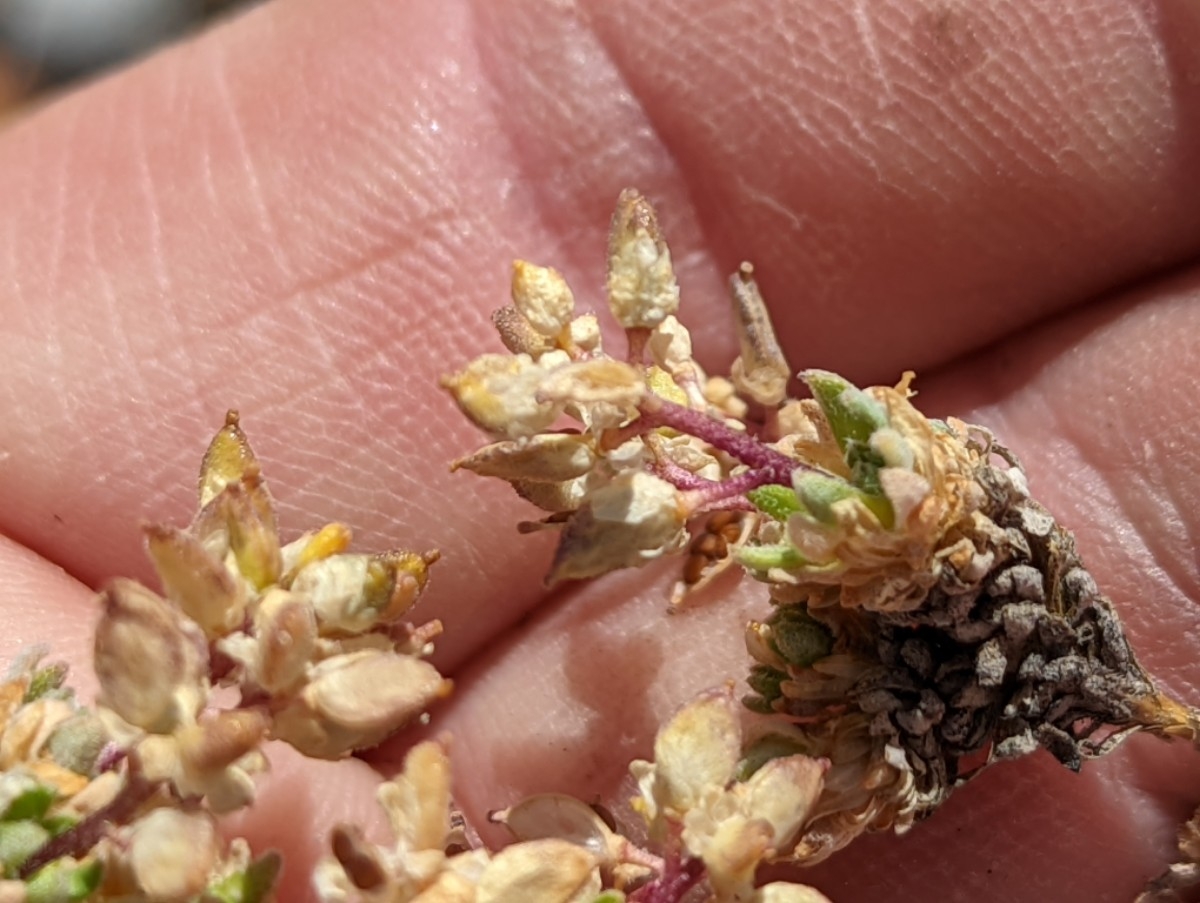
548,472,687,583
251,588,316,693
443,354,563,438
127,809,218,900
292,550,437,634
144,523,247,638
93,580,207,734
223,479,283,590
492,306,555,356
451,435,596,483
606,189,679,329
198,410,259,508
511,260,575,337
272,652,451,758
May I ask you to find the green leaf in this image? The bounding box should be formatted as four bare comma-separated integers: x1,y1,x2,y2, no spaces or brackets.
24,857,101,902
767,607,832,668
737,543,806,572
41,815,78,839
741,694,777,715
793,471,894,529
46,714,107,777
591,893,626,903
0,820,50,872
791,472,858,523
801,370,887,452
747,484,803,521
25,663,69,703
204,852,282,903
2,786,55,823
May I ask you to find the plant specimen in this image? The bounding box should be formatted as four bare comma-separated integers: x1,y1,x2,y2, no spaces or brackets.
0,412,449,901
443,189,1200,899
3,188,1198,903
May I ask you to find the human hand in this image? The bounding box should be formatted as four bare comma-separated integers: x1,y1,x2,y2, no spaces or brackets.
1,0,1198,899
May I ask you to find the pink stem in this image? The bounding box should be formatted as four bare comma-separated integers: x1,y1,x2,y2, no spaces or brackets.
628,396,804,485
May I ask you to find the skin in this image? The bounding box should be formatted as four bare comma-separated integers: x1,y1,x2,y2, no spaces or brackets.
1,0,1199,899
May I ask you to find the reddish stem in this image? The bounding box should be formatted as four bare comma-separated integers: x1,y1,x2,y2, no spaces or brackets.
631,854,707,903
626,396,804,486
19,764,159,878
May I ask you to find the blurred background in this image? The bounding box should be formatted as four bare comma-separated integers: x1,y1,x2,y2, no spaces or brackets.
0,0,253,123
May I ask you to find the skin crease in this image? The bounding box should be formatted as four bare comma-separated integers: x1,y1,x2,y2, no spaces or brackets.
0,0,1199,899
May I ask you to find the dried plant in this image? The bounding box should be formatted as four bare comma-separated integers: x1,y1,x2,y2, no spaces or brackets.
445,188,1200,894
4,188,1197,903
0,413,448,901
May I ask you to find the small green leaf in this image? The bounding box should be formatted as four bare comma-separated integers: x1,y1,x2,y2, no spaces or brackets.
747,484,803,521
2,786,55,823
25,663,69,703
46,713,107,776
0,820,50,871
25,857,102,903
41,815,77,839
737,543,806,572
767,608,832,668
591,892,626,903
791,472,858,523
792,471,894,528
801,370,887,452
205,852,282,903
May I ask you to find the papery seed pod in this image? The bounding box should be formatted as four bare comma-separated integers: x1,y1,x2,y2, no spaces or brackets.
443,353,565,438
511,260,575,338
144,523,248,638
199,410,259,508
251,588,317,693
272,652,451,758
126,809,219,900
606,189,679,330
376,739,453,851
451,435,597,484
93,579,207,734
476,838,600,903
548,472,688,584
729,263,790,407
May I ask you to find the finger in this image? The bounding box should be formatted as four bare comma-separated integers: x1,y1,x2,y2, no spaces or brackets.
0,534,97,691
429,268,1200,901
3,0,1200,672
489,0,1200,375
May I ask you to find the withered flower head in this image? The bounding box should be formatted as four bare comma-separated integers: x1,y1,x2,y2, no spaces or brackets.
630,688,826,901
548,471,689,584
314,740,603,902
447,188,1200,876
